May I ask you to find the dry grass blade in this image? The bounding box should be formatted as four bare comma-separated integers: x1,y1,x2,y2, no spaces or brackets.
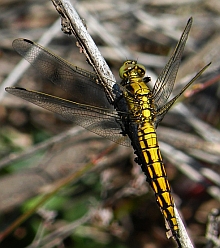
0,130,129,240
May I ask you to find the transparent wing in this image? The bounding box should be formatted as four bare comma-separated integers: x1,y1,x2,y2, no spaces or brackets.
152,17,193,110
154,63,211,127
6,87,130,146
12,38,114,109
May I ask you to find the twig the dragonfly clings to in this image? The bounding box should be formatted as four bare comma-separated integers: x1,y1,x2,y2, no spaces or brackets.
51,0,116,103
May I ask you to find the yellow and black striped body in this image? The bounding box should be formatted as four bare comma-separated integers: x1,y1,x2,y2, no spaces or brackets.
119,60,179,238
7,23,209,248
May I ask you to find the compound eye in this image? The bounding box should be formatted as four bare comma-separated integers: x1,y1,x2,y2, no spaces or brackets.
136,63,146,76
119,65,126,79
119,60,136,78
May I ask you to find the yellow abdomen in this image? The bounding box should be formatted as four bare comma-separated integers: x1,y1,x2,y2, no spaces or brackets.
137,123,178,232
124,80,179,234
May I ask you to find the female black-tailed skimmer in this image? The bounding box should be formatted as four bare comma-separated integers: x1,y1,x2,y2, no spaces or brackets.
5,17,210,246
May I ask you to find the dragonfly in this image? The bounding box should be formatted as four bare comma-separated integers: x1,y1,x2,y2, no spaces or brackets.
5,17,209,246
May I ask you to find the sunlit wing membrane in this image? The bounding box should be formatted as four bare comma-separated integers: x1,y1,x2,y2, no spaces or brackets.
152,17,192,111
12,38,114,109
154,62,211,126
5,87,130,146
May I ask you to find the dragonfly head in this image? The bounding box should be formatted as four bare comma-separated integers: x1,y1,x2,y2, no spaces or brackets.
119,60,146,81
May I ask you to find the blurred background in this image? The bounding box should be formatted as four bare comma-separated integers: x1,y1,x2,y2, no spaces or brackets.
0,0,220,247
